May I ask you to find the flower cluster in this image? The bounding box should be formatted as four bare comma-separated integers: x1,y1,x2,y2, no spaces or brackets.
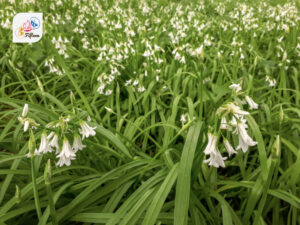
203,83,258,168
18,104,96,167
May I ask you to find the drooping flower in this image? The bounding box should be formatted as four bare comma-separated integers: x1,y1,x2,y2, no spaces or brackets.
229,83,242,93
22,104,29,117
79,121,96,139
217,103,249,117
245,96,258,110
56,138,76,167
38,132,53,154
204,150,227,168
220,117,232,131
203,133,218,155
24,120,30,132
72,134,86,153
224,139,237,156
235,121,257,152
48,133,60,153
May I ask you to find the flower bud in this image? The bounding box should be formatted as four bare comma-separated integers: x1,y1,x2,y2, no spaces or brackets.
36,76,45,94
15,185,21,204
22,104,29,117
44,159,52,185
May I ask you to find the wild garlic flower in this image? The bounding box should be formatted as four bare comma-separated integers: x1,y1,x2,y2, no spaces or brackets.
48,133,60,153
229,83,242,93
56,138,76,167
204,150,227,168
72,134,86,153
203,133,218,155
79,121,96,139
224,139,237,156
217,103,249,117
245,96,258,109
38,132,53,154
234,121,257,152
22,104,28,117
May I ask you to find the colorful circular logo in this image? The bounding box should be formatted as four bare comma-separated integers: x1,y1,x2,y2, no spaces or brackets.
30,17,40,29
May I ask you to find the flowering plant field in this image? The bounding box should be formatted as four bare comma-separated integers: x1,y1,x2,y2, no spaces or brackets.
0,0,300,224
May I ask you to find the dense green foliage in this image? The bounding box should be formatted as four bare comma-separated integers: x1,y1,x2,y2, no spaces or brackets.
0,0,300,224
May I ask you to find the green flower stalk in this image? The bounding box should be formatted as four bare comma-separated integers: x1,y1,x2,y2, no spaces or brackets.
44,160,58,225
29,129,42,220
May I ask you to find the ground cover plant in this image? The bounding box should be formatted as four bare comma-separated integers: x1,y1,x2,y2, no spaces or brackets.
0,0,300,224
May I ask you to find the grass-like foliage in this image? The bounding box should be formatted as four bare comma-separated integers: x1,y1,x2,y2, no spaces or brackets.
0,0,300,224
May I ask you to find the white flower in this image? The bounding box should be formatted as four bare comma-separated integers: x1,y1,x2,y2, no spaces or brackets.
204,150,227,168
22,104,29,117
203,133,218,155
245,96,258,110
217,103,249,117
38,132,53,154
56,154,73,167
72,135,86,153
49,133,60,154
26,148,40,158
224,139,237,156
266,76,276,87
180,114,187,123
79,121,96,139
235,121,257,153
220,117,232,131
138,86,145,92
229,83,242,93
24,120,29,132
56,138,76,167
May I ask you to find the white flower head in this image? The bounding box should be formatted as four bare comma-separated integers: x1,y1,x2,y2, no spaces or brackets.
245,96,258,110
38,132,53,154
22,104,29,117
56,138,76,167
79,121,96,139
204,133,218,155
224,139,237,156
235,121,257,153
204,150,227,168
72,134,86,153
229,83,242,93
24,120,30,132
220,117,232,131
49,133,60,154
180,114,187,123
26,148,40,158
217,103,249,117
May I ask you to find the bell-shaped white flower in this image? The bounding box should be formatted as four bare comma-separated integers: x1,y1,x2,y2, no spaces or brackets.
224,139,237,156
49,133,60,154
72,134,86,153
220,117,232,131
56,138,76,167
203,133,218,155
22,104,29,117
56,154,74,167
217,103,249,117
38,132,53,154
204,150,227,168
79,121,96,139
235,121,257,152
229,83,242,93
245,96,258,110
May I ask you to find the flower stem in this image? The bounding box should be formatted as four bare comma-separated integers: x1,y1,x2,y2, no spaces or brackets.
31,156,42,219
45,183,58,225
